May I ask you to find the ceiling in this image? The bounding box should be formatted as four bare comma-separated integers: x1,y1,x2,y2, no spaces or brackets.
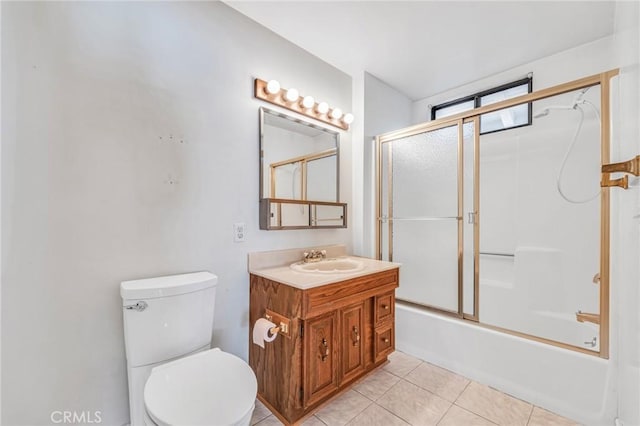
226,1,616,100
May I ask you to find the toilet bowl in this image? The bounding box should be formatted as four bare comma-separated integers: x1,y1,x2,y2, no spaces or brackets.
121,272,257,426
144,349,257,426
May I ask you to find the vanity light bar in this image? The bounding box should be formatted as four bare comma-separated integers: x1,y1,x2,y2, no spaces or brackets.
254,78,353,131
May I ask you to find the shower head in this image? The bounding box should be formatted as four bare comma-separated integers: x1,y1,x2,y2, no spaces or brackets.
533,104,577,119
534,88,593,120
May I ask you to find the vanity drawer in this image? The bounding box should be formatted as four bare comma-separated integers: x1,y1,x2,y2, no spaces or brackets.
374,324,394,363
304,269,398,318
374,292,394,325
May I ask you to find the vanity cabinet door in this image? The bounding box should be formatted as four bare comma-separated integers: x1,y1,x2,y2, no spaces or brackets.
339,302,366,384
303,312,338,408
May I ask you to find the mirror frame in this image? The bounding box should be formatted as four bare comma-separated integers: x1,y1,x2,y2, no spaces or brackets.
259,107,347,230
259,198,348,230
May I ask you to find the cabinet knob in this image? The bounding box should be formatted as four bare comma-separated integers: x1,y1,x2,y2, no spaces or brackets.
382,304,389,310
351,326,360,346
383,337,390,343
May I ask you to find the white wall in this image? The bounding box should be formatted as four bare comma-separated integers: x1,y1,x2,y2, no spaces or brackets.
412,36,617,125
360,73,412,258
1,2,352,425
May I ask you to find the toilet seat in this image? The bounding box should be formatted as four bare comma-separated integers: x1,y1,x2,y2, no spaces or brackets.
144,348,257,426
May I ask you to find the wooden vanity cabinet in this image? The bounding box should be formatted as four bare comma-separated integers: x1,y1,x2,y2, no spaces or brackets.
249,268,398,425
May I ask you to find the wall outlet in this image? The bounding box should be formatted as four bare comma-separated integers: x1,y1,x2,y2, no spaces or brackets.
233,222,245,242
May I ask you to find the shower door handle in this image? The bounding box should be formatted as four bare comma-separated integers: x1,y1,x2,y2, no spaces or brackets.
467,212,476,224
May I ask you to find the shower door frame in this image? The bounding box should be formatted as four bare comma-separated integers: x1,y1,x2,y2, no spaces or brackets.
379,119,467,316
375,69,619,359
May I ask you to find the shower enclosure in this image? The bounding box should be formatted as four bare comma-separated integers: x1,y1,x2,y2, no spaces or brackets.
376,70,618,357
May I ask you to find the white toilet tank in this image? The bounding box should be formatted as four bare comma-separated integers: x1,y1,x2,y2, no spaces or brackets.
121,271,217,425
121,271,218,367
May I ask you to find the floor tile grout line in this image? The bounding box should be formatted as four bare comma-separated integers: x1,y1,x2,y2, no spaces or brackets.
406,360,423,375
397,376,456,404
373,379,422,425
352,386,374,402
526,404,534,426
254,415,272,426
352,371,401,402
373,374,405,403
451,400,510,426
451,403,500,425
371,401,412,425
434,400,454,426
376,400,415,426
455,382,538,425
454,380,472,404
313,414,328,425
380,378,456,425
337,398,372,426
383,354,424,379
251,412,271,426
403,372,470,403
315,390,373,426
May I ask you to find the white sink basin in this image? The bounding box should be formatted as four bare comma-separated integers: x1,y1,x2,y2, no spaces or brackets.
290,258,365,274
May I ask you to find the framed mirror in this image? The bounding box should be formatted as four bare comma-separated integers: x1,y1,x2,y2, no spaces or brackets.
259,107,347,230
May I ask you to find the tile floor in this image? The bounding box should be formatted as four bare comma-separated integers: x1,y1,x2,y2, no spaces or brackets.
250,351,579,426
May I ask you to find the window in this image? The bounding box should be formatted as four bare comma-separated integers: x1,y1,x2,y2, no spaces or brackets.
430,77,532,134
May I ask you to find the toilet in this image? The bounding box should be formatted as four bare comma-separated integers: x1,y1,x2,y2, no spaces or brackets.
121,271,257,426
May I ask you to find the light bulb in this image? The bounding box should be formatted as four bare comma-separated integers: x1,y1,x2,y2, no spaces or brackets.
301,95,315,109
266,80,280,95
343,113,354,124
317,102,329,114
330,108,343,120
285,88,299,102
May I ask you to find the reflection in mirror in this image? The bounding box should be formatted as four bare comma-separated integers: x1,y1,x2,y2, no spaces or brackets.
261,108,339,202
312,205,345,227
260,199,347,230
270,202,310,228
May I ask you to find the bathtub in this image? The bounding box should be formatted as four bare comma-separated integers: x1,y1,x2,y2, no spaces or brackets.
479,274,600,352
395,303,615,425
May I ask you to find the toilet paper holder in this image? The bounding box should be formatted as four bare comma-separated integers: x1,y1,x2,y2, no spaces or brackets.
265,309,291,338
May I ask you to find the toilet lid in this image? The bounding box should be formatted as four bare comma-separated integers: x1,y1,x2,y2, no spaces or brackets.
144,348,257,426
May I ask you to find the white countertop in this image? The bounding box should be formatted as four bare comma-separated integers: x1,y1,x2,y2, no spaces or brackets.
249,256,400,290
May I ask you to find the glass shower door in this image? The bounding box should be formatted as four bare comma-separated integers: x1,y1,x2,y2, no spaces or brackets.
376,70,616,358
379,123,466,314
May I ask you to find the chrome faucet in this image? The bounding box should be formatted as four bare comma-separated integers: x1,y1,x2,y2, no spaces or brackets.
303,249,327,263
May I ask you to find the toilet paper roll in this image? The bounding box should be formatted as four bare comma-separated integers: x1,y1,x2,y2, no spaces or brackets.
253,318,278,348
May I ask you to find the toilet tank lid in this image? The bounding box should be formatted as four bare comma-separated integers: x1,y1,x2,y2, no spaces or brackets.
120,271,217,300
